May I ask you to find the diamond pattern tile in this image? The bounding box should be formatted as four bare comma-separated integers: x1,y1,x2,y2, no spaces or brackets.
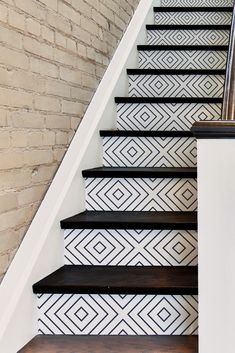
128,74,224,98
85,177,197,212
154,12,232,25
102,136,197,167
116,103,222,131
139,50,227,70
37,294,198,335
64,229,198,266
147,29,230,46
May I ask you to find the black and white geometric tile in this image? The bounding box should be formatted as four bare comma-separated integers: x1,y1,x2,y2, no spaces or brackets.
139,50,227,70
37,294,198,335
85,178,197,212
102,136,197,168
116,103,222,131
64,229,198,266
154,12,232,25
147,29,230,46
128,74,224,98
162,0,233,6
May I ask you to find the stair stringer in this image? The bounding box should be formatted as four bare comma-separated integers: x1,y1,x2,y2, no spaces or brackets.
0,1,161,352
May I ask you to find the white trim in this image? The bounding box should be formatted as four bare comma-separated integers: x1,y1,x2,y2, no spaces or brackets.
0,1,160,351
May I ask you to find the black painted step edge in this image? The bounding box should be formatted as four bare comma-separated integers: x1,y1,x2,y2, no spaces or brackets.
82,167,197,178
100,130,193,137
191,120,235,138
33,266,198,295
154,6,233,12
60,211,198,230
137,45,229,51
115,97,223,104
127,69,225,75
146,24,231,30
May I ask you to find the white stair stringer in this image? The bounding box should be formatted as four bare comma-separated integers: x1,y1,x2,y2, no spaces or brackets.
64,228,198,266
139,50,227,70
37,293,198,335
154,11,232,25
128,74,224,98
102,136,197,168
85,177,197,212
116,102,222,131
147,29,230,45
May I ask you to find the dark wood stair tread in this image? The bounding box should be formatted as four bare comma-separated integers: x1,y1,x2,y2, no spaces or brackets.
115,97,223,104
33,265,198,295
154,6,233,12
127,69,226,75
61,210,197,230
19,335,198,353
137,45,229,51
82,167,197,178
146,24,231,30
100,130,193,137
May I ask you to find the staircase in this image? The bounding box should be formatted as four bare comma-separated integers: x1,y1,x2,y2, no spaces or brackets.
19,2,233,352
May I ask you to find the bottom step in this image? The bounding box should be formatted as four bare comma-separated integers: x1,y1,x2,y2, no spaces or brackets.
19,335,198,353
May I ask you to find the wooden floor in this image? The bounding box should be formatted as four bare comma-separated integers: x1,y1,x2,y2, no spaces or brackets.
19,335,198,353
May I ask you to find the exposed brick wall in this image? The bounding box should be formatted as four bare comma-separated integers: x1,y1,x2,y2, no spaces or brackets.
0,0,140,280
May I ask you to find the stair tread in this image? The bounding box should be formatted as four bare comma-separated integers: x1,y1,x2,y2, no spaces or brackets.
33,265,198,294
115,97,223,103
82,167,197,178
61,210,197,230
146,24,231,30
137,45,229,51
19,335,198,353
154,6,233,12
100,130,193,137
127,69,225,75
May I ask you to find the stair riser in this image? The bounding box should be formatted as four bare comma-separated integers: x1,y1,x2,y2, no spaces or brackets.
37,294,198,335
154,12,232,25
102,136,197,168
139,50,227,70
147,29,229,46
162,0,233,7
116,103,222,131
64,229,198,266
128,74,224,98
85,178,197,212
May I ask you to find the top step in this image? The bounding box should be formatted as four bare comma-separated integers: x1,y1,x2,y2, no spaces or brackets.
154,7,233,11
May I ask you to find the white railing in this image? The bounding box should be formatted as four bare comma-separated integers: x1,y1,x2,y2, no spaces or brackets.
0,1,160,352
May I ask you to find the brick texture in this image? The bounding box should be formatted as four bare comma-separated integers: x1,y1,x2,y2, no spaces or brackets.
0,0,140,279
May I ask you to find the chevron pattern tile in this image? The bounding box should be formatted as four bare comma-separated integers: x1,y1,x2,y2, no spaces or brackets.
37,294,198,335
128,74,224,98
102,136,197,168
154,12,232,25
116,103,222,131
139,50,227,70
85,178,197,212
162,0,233,6
147,29,230,46
64,229,198,266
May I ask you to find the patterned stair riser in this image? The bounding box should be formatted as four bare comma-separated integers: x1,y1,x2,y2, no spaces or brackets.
85,178,197,212
37,294,198,335
102,136,197,168
64,229,198,266
154,12,232,25
147,29,230,46
139,50,227,70
162,0,233,6
128,74,224,98
116,103,222,131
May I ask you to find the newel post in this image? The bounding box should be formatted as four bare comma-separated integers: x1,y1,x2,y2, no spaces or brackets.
192,121,235,353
